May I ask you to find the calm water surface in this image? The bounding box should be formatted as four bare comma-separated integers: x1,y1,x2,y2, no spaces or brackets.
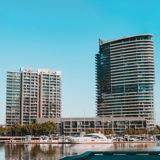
1,143,160,160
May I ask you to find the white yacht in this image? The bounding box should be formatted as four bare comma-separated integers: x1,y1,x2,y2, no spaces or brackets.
68,133,113,144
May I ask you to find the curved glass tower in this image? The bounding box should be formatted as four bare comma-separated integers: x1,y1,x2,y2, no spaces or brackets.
96,34,154,128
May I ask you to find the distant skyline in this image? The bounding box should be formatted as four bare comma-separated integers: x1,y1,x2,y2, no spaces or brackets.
0,0,160,124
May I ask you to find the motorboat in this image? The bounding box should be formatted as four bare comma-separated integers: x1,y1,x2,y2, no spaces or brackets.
39,135,70,143
68,133,113,144
39,135,50,143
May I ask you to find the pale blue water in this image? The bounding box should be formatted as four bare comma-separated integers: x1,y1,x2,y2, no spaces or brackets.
0,143,160,160
0,145,4,160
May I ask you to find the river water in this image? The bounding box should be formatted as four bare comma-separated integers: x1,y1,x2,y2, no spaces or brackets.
1,143,160,160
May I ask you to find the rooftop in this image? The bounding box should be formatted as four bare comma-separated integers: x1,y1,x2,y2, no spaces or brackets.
99,34,152,46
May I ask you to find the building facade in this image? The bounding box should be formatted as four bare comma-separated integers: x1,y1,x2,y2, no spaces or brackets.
36,117,146,135
6,72,21,125
96,34,155,128
39,69,61,118
6,68,61,126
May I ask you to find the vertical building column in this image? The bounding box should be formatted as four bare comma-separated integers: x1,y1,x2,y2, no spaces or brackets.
20,72,23,125
39,73,42,118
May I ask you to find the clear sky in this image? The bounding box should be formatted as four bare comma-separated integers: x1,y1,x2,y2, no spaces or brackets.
0,0,160,124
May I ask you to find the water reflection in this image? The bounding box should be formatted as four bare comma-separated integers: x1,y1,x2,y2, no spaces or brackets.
3,143,160,160
5,144,57,160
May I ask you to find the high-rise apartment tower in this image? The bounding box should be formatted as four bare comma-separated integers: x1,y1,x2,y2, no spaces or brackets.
96,34,154,128
6,68,61,126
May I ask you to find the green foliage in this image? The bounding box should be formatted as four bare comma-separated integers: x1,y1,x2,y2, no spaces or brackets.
124,128,147,135
0,126,7,136
149,125,160,135
124,125,160,135
2,122,57,136
85,129,95,134
103,129,113,135
123,125,160,135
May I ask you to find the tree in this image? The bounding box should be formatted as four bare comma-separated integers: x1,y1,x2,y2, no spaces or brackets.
5,121,58,136
124,128,147,135
0,126,7,136
85,129,95,134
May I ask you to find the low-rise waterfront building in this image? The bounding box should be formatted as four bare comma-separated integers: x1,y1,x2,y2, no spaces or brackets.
36,117,146,135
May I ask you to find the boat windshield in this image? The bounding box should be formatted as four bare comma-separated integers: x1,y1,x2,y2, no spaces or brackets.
84,135,103,139
106,135,112,139
155,135,160,140
40,136,48,140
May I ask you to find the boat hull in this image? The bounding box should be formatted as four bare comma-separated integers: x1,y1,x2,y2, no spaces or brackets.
70,141,113,144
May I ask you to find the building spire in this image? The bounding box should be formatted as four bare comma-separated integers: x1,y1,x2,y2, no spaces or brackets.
99,38,104,45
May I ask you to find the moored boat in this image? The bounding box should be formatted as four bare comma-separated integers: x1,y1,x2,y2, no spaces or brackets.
67,133,113,144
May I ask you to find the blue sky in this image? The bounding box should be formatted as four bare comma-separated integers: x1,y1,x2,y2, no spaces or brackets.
0,0,160,124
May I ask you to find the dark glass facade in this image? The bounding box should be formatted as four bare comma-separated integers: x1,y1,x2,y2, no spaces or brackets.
96,35,154,128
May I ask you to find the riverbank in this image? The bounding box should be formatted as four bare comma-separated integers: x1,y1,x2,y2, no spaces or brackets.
0,136,159,145
4,140,159,145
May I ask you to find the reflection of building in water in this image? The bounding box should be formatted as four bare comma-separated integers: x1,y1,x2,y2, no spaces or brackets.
5,144,58,160
69,144,113,155
4,143,159,160
24,144,32,152
114,143,150,151
37,117,146,135
40,144,49,152
59,143,151,158
5,144,30,160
